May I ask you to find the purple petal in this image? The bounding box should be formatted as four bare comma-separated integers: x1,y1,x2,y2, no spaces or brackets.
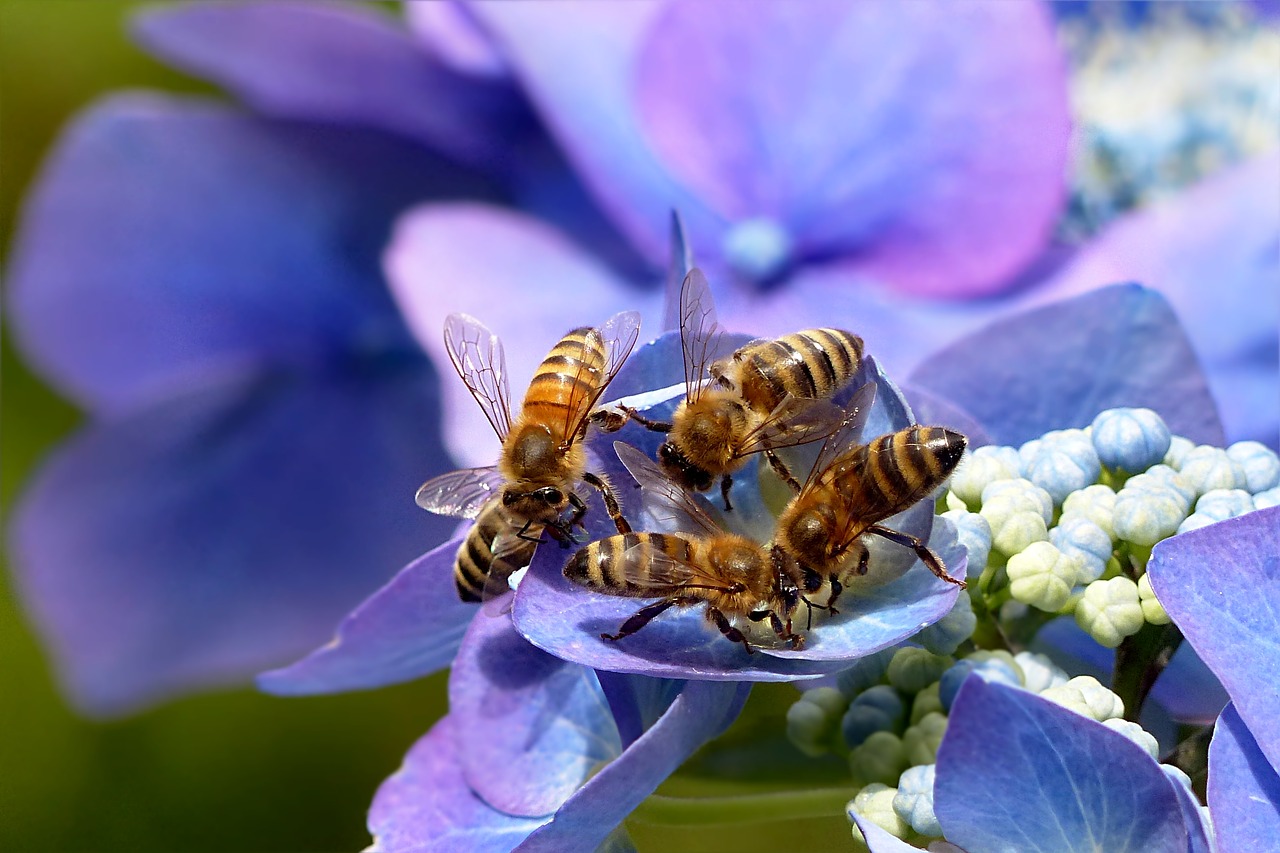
515,679,749,853
907,284,1226,447
1038,152,1280,447
936,678,1191,852
8,365,454,717
448,615,620,818
404,1,510,80
469,3,721,265
133,1,525,166
7,95,476,414
384,204,661,467
1209,704,1280,850
1148,507,1280,767
849,818,920,853
634,0,1070,298
594,671,683,749
368,715,547,853
257,536,474,696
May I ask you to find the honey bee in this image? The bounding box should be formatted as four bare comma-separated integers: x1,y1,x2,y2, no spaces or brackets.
416,311,641,601
773,394,969,611
600,269,862,509
563,442,807,652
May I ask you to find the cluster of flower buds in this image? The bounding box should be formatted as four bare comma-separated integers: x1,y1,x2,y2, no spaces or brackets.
941,407,1279,647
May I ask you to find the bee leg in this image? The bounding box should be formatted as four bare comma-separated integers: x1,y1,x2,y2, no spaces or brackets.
764,450,802,494
764,610,804,649
705,606,754,655
594,405,673,434
719,475,734,512
601,595,693,642
867,524,967,589
565,491,589,531
514,520,543,544
826,574,844,613
581,471,632,535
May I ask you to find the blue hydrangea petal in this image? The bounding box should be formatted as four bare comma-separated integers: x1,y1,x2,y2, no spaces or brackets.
594,672,684,749
848,816,920,852
256,536,473,696
384,203,662,467
6,95,463,413
634,0,1070,298
367,715,547,853
132,1,525,166
1208,704,1280,850
907,284,1226,447
8,365,455,717
936,678,1192,852
1148,507,1280,767
449,614,621,818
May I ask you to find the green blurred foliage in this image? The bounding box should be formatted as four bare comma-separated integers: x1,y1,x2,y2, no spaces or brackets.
0,2,449,850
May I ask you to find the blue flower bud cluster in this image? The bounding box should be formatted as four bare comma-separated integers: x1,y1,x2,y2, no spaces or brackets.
939,408,1278,648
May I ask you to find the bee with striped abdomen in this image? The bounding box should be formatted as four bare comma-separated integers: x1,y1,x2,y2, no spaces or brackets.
599,269,861,509
773,396,968,612
563,442,807,652
416,311,641,602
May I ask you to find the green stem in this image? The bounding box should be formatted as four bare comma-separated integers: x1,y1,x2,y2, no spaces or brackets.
629,788,858,827
1113,622,1184,722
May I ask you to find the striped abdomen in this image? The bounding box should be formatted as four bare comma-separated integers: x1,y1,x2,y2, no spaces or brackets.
519,326,608,433
564,532,696,597
734,328,863,413
830,427,967,524
455,499,539,602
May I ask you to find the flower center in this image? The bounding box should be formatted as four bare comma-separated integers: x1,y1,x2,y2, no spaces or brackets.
721,217,794,285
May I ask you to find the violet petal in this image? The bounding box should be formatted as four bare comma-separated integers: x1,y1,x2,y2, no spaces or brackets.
849,818,922,853
257,536,474,696
936,678,1191,852
1208,703,1280,850
449,614,620,818
635,0,1070,298
133,1,525,166
7,94,477,413
384,204,661,467
907,284,1225,447
8,365,455,717
1148,507,1280,768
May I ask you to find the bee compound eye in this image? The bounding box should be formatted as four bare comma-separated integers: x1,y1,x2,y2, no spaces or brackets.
539,488,564,505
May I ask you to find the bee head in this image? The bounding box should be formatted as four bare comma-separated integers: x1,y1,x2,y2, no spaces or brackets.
657,441,715,492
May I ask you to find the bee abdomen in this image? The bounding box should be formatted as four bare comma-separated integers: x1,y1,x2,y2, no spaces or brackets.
522,327,608,422
861,426,967,514
738,328,864,411
454,502,537,602
565,532,691,595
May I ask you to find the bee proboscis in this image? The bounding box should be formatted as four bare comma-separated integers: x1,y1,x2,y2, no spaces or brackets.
599,269,862,509
773,393,968,611
563,441,808,653
417,311,642,602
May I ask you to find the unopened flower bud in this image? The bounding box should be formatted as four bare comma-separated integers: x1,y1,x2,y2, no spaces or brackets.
982,478,1054,524
949,446,1020,509
842,685,907,749
849,732,908,788
1163,435,1195,469
941,509,992,577
1113,486,1187,546
910,682,944,725
848,784,909,839
1014,651,1069,694
1040,675,1125,721
1007,542,1084,611
1103,718,1159,758
1137,573,1171,626
1050,515,1113,584
893,764,942,837
1061,484,1118,540
1226,441,1280,493
887,648,953,694
914,591,977,656
902,713,948,766
1091,408,1171,474
1178,446,1247,496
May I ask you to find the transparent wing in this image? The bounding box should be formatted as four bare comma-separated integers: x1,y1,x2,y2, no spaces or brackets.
479,528,539,617
615,441,721,538
661,211,695,333
564,310,643,442
444,313,513,441
733,395,845,459
677,269,723,404
802,381,878,491
616,537,739,593
415,466,506,518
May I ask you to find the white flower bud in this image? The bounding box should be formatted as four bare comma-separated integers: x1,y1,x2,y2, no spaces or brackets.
1076,577,1144,647
1007,542,1084,612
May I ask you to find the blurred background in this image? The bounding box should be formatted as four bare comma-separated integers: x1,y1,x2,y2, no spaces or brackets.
2,2,1276,851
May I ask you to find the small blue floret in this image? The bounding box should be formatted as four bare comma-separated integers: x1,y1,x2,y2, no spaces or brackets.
1091,408,1171,474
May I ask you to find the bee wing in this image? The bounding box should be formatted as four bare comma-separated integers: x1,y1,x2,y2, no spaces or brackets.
614,441,722,538
478,528,538,617
564,310,643,443
617,537,734,593
801,381,878,491
444,313,514,441
415,466,506,517
733,394,845,459
661,211,695,333
677,269,723,404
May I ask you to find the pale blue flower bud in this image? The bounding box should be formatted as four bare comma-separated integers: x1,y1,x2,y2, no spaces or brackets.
949,446,1020,509
939,655,1022,710
902,712,948,766
1061,484,1118,540
1227,440,1280,493
1091,408,1172,474
1103,718,1159,758
1125,465,1195,510
1254,486,1280,510
1039,675,1125,721
1138,573,1171,626
1178,446,1247,496
1050,515,1114,584
1195,489,1254,521
1176,512,1217,534
893,764,942,837
848,784,909,838
1164,435,1196,469
1161,764,1194,793
842,685,907,748
1007,541,1085,611
835,648,896,697
941,509,992,577
849,732,908,788
1025,448,1102,505
1113,486,1187,546
982,478,1054,524
914,591,977,656
1076,577,1144,647
1013,651,1069,694
887,648,953,694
